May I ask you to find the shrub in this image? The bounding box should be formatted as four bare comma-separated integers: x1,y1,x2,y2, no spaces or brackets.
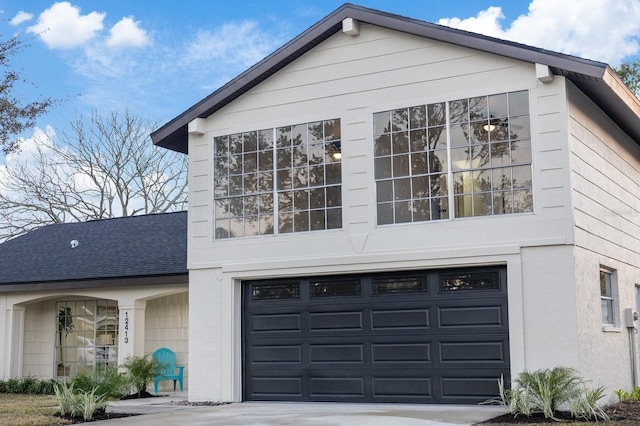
121,354,162,397
616,387,640,402
72,368,128,399
485,367,609,422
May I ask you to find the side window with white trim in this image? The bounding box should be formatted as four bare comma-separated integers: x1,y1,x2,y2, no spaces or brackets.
600,267,617,327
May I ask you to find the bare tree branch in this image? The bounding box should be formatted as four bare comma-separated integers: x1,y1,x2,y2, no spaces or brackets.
0,109,187,241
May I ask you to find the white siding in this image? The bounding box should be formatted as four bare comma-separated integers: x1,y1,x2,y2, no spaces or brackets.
568,82,640,397
22,301,55,378
145,292,189,391
188,24,574,269
185,24,580,402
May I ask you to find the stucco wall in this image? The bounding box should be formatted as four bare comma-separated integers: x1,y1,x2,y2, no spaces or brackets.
567,82,640,397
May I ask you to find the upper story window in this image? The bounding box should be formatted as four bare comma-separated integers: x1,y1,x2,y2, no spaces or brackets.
214,119,341,239
374,90,532,225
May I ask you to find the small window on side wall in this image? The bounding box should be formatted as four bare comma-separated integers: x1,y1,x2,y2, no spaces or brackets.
600,267,616,327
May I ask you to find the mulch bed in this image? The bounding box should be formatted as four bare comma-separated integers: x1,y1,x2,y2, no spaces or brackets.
480,401,640,424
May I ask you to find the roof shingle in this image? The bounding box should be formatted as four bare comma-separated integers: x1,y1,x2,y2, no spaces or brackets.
0,212,187,285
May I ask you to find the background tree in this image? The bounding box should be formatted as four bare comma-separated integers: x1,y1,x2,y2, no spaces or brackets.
0,35,55,154
616,59,640,96
0,109,187,241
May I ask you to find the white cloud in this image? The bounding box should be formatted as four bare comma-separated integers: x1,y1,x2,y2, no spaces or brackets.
106,16,150,48
10,11,33,26
438,0,640,66
26,2,105,49
187,21,280,70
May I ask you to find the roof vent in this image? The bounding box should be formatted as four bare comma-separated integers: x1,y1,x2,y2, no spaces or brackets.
70,240,79,248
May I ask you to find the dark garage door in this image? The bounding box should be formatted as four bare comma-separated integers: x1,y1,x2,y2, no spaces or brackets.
243,267,509,404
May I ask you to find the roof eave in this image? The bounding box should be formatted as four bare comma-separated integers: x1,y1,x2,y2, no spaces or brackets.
153,3,640,153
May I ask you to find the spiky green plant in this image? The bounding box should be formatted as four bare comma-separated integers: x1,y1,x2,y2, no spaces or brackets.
71,388,108,421
53,381,75,416
484,367,608,422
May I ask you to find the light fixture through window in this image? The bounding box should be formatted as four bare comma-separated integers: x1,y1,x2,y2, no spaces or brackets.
482,123,496,132
332,151,342,160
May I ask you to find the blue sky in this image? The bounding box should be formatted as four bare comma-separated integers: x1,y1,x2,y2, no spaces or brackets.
1,0,640,164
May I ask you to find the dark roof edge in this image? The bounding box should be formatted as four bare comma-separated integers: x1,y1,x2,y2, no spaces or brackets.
152,3,615,153
0,273,188,293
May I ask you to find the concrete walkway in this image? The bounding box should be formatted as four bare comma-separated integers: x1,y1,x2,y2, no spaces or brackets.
105,392,507,425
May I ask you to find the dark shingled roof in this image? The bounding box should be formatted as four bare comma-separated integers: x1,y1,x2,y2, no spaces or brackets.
0,212,187,287
151,3,640,153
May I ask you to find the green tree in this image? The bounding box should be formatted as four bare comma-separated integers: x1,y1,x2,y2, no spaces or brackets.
616,59,640,96
0,35,55,154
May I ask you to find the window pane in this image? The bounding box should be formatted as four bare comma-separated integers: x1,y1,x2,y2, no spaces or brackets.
324,119,341,141
310,210,325,231
412,176,430,199
258,129,273,150
413,199,430,221
377,180,393,202
488,93,508,118
440,270,500,291
469,96,488,120
449,99,468,122
512,165,532,189
325,163,341,185
311,280,361,297
392,109,408,131
326,186,341,207
510,115,531,140
491,142,510,166
394,178,411,200
377,203,393,225
279,213,293,233
393,132,409,154
451,148,470,170
243,132,257,152
373,277,427,294
509,91,529,115
374,111,391,135
410,105,426,129
294,211,309,232
375,134,391,156
427,126,446,150
450,123,469,147
392,155,410,177
600,270,612,296
513,189,533,212
252,283,300,300
511,140,531,164
327,208,342,229
411,152,429,175
395,201,412,223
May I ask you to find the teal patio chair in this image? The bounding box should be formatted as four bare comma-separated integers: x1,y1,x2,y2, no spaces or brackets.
152,347,185,393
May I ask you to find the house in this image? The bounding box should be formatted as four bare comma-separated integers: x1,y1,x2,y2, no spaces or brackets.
0,212,189,390
151,3,640,404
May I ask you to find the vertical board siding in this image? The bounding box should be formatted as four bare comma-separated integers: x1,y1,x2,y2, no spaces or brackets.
568,83,640,265
145,292,189,391
22,301,55,378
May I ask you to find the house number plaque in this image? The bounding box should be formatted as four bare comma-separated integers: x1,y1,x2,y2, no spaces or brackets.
124,312,129,343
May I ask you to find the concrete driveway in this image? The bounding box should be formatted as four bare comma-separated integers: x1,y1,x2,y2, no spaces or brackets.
105,396,507,425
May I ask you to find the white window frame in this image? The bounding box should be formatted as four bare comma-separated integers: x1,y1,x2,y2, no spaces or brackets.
600,267,619,330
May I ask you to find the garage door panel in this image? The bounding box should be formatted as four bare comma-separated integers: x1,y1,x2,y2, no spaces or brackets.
252,345,302,363
251,313,301,332
309,311,363,331
309,344,364,363
371,342,431,363
309,377,365,398
371,308,430,329
372,377,432,399
439,375,504,400
243,267,509,404
438,305,505,328
251,376,303,398
439,341,508,363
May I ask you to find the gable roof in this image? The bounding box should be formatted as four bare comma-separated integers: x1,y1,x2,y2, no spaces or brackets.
0,211,187,290
151,3,640,154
